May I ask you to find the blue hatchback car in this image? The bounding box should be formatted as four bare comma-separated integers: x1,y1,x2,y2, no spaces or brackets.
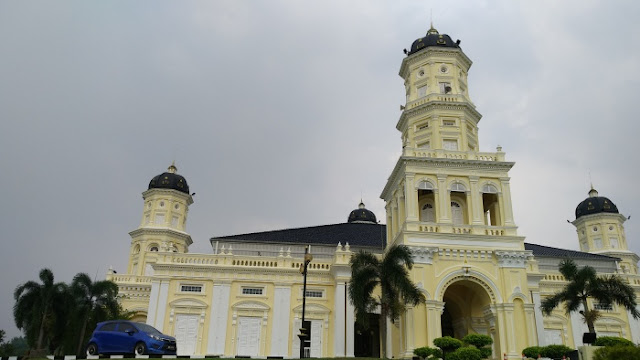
86,320,177,356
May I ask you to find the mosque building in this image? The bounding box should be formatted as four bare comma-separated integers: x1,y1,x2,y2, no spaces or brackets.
108,26,640,359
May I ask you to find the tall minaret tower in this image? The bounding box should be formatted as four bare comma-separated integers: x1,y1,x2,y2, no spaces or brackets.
381,25,518,240
126,163,194,276
572,187,638,274
381,26,532,359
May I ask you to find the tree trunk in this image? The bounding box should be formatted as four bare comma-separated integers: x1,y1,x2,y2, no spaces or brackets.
36,305,48,350
380,305,388,359
76,308,91,356
583,300,596,334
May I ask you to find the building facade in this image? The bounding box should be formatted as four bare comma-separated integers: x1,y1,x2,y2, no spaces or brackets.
109,27,640,360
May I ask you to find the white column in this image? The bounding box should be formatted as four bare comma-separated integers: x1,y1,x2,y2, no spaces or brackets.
531,292,546,345
207,283,231,355
271,286,292,357
500,178,515,226
405,174,418,222
404,307,415,357
346,291,355,357
147,280,160,326
569,305,588,347
437,175,450,222
468,176,483,225
155,281,170,331
333,282,346,357
628,306,640,344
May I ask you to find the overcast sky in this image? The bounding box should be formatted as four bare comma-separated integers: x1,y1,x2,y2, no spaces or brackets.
1,0,639,339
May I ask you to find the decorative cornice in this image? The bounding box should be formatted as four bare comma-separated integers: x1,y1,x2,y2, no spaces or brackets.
408,246,438,264
399,48,473,78
495,250,532,268
397,101,481,132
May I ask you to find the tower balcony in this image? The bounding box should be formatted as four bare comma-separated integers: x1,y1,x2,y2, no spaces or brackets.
404,220,518,236
406,93,468,109
403,146,506,162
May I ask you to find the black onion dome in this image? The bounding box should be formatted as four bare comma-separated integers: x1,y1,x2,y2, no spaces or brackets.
148,163,190,194
408,26,460,55
348,201,377,224
575,188,619,219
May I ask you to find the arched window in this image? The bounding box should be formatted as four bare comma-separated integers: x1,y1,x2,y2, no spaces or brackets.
421,203,435,222
418,181,434,190
482,184,498,193
451,201,463,225
451,183,466,192
481,183,501,226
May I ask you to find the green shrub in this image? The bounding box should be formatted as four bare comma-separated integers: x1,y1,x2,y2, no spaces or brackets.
594,345,640,360
462,334,493,348
447,346,483,360
593,336,635,347
414,346,442,359
522,346,543,359
540,344,574,359
434,336,463,353
478,347,492,359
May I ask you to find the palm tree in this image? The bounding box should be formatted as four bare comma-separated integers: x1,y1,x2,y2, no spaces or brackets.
71,273,119,356
348,244,425,358
541,259,640,334
13,268,67,351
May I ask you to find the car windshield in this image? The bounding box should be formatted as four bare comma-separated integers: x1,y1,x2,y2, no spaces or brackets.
135,323,163,335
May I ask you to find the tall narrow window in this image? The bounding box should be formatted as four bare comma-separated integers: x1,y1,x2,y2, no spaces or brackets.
439,82,452,94
417,85,427,98
421,203,435,222
443,139,458,151
451,202,463,225
610,237,619,249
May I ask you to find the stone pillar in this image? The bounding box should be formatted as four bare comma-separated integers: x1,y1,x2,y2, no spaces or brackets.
425,300,445,346
398,191,406,231
404,307,416,357
436,175,450,222
346,291,355,357
468,176,483,225
405,174,419,222
271,285,292,356
531,291,546,345
333,282,347,357
208,283,231,355
500,178,515,226
155,281,170,331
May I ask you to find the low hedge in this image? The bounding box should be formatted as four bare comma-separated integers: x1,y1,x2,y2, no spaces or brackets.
593,336,635,347
522,344,574,359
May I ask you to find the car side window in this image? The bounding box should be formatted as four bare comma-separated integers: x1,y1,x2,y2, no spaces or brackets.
118,322,136,333
100,323,117,332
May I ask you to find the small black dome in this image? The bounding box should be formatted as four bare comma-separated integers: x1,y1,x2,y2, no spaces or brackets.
348,202,377,224
408,26,460,55
148,163,190,194
575,188,619,219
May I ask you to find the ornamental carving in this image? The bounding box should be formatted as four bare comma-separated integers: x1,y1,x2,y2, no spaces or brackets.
408,246,438,264
495,251,531,268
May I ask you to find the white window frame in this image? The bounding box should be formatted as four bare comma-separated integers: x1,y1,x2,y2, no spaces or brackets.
180,284,204,294
417,85,427,98
301,288,325,299
241,286,265,296
443,139,458,151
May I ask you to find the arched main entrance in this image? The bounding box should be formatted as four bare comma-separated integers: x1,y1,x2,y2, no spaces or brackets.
440,279,494,345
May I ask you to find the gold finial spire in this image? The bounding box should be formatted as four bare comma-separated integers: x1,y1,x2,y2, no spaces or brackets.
168,161,177,174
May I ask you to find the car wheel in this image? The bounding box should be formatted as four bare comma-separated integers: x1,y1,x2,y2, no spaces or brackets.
86,343,98,356
134,342,147,356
